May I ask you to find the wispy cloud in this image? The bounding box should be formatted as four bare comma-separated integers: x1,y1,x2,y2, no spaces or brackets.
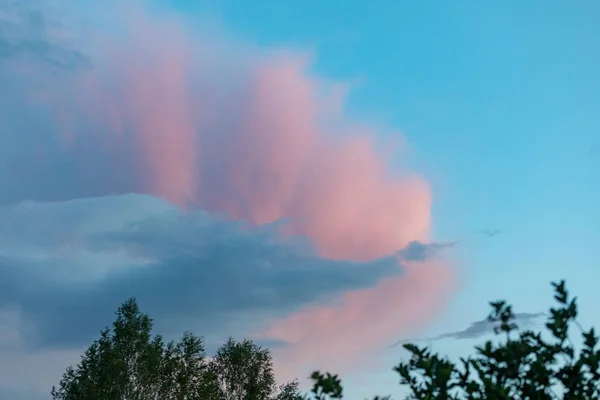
390,312,545,347
0,0,89,70
397,240,459,262
476,229,502,238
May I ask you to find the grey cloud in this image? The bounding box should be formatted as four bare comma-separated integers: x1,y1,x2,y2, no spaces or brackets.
253,338,291,350
397,240,458,262
0,345,82,400
0,35,89,70
0,386,45,400
0,1,101,210
390,312,545,347
0,194,406,352
0,0,89,70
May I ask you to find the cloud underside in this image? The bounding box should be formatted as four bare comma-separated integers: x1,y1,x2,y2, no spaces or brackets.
0,0,457,395
0,194,407,350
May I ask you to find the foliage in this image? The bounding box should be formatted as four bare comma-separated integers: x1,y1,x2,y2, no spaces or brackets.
308,280,600,399
53,280,598,399
211,337,276,400
51,298,302,400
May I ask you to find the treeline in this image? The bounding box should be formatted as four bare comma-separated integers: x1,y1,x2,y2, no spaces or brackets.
51,298,302,400
52,281,600,399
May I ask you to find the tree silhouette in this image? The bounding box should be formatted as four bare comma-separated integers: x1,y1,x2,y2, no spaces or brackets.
51,298,301,400
309,280,600,399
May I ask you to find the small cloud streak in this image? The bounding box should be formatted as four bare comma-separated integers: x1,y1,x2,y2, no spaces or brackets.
390,312,545,347
477,229,502,238
397,240,459,262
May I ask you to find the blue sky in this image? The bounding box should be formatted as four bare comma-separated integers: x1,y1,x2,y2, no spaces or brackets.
0,0,598,398
166,0,599,256
164,0,600,397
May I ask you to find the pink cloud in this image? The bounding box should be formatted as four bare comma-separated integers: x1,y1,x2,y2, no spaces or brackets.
265,259,457,380
5,2,457,376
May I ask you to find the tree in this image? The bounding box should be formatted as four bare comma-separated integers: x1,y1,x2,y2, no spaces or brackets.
276,380,305,400
308,280,600,399
210,337,300,400
162,331,221,400
51,298,302,400
51,298,171,400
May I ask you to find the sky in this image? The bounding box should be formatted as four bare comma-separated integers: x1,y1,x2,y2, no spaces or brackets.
0,0,598,399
